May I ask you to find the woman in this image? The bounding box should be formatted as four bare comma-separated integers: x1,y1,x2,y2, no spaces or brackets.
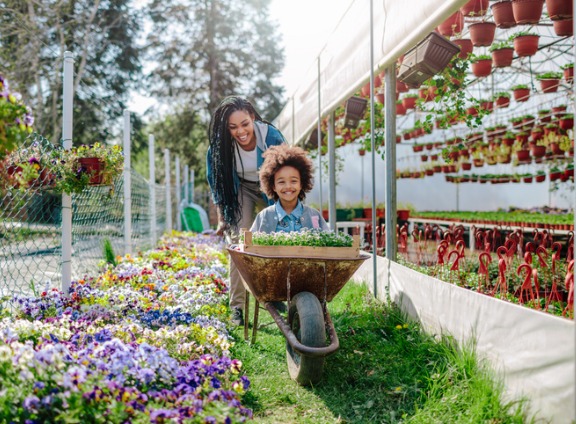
206,96,285,325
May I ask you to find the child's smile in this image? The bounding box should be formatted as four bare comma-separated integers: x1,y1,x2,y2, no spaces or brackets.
273,165,302,212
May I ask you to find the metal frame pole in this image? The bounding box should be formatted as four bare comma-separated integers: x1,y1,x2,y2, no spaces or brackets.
175,156,181,231
164,149,172,232
61,51,74,294
328,112,336,230
149,135,157,246
317,57,323,215
184,164,190,205
123,110,132,254
369,0,378,297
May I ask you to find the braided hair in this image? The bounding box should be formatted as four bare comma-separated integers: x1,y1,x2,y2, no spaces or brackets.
208,96,265,227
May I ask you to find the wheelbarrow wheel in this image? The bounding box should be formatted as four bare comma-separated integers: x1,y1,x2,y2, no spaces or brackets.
286,291,326,385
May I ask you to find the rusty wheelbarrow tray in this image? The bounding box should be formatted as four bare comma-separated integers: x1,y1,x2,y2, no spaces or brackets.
227,242,370,385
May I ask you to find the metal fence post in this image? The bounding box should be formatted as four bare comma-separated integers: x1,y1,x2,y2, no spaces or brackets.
61,51,74,294
175,156,181,231
164,149,172,232
149,135,157,247
190,169,195,202
123,110,132,254
183,164,189,205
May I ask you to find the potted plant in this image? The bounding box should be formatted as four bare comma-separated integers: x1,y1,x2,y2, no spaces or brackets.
511,0,544,24
552,104,567,116
491,0,517,28
510,32,540,57
549,165,563,181
402,93,419,110
562,63,574,83
460,0,490,16
468,21,497,46
536,71,563,93
437,10,464,36
511,84,530,102
470,54,493,77
559,113,574,130
535,170,546,183
553,19,573,36
3,140,56,189
489,41,514,68
452,38,473,59
546,0,573,21
494,91,511,108
53,142,124,194
538,109,552,123
396,100,406,116
502,131,516,146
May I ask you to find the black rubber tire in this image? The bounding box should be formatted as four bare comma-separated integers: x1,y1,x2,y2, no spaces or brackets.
286,292,326,385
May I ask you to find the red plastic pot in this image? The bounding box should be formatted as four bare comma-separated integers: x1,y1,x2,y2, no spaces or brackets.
437,11,464,36
530,145,546,158
535,174,546,183
553,19,573,36
469,21,496,47
546,0,573,20
513,88,530,102
564,66,574,83
375,93,385,104
513,35,540,57
396,102,406,116
559,117,574,130
78,157,104,185
452,39,473,59
516,149,531,162
471,59,492,77
512,0,544,24
495,95,510,108
491,1,517,28
402,96,417,110
461,0,490,16
492,48,514,68
539,78,560,93
396,80,409,93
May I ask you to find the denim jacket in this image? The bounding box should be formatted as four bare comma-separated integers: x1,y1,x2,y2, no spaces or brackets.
250,204,329,233
206,121,285,205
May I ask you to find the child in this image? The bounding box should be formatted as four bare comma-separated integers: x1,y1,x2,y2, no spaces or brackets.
250,144,329,233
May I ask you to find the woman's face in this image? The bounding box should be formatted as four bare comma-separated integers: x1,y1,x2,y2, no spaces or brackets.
273,165,302,207
228,110,256,150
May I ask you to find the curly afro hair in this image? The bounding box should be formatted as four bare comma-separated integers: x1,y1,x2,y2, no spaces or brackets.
259,145,314,202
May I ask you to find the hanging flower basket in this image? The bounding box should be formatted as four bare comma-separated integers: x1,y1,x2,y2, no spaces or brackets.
437,11,464,36
361,82,371,98
491,1,517,28
539,78,560,93
471,58,492,77
461,0,490,16
512,33,539,57
468,22,497,47
452,39,473,59
495,93,511,108
553,19,573,36
396,101,406,116
511,0,544,24
396,80,409,93
512,86,530,102
491,47,514,68
344,96,368,129
553,104,567,116
78,157,105,185
563,64,574,83
530,145,546,158
559,115,574,130
402,95,418,110
546,0,573,20
535,173,546,182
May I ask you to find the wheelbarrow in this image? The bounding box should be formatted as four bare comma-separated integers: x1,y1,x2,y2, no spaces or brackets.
227,232,370,385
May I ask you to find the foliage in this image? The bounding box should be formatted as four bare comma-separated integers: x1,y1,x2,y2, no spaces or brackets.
509,31,539,40
249,228,353,247
489,41,512,51
511,84,529,90
0,75,34,159
494,91,510,99
0,1,142,145
536,71,563,80
561,63,574,70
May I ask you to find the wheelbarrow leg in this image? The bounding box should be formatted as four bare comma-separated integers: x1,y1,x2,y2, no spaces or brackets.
251,299,260,344
244,294,250,341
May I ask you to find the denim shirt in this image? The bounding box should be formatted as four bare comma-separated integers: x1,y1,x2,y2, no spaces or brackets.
250,202,329,233
206,121,285,205
274,200,304,233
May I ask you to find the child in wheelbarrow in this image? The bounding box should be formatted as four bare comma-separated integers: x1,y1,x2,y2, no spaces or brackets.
240,144,329,321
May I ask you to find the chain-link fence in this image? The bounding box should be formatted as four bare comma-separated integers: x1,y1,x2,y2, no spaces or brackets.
1,152,174,297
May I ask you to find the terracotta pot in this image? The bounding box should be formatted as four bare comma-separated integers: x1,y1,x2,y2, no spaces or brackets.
396,102,406,116
553,19,573,36
466,106,478,116
452,38,473,59
546,0,573,20
513,35,540,57
516,149,531,162
437,11,464,36
564,66,574,83
396,80,409,93
531,130,543,141
502,136,515,146
402,96,417,109
375,93,385,104
495,95,510,108
359,149,366,156
512,0,544,24
469,21,497,47
523,176,533,183
513,88,530,102
78,157,104,185
539,79,560,93
552,105,567,116
461,0,490,15
530,145,546,158
361,82,371,97
535,174,546,182
480,100,493,112
491,1,517,28
471,59,492,77
559,117,574,130
461,162,472,171
550,171,563,181
492,48,514,68
473,158,485,167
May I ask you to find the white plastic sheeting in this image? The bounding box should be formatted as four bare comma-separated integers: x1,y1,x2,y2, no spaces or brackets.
352,255,575,423
275,0,469,145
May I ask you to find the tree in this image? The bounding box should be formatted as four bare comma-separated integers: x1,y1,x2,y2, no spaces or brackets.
146,0,285,118
0,0,143,146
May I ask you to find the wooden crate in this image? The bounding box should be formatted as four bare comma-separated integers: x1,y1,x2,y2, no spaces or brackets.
241,230,360,259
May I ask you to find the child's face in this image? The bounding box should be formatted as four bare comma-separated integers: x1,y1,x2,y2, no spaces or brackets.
227,110,255,150
273,166,301,205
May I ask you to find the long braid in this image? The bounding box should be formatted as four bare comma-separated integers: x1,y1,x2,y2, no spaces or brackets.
208,96,264,227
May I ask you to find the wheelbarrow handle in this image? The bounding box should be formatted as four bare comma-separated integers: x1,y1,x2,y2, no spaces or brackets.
264,302,340,358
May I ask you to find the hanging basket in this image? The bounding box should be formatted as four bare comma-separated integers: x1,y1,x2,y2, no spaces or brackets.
343,96,367,129
539,79,560,93
460,0,490,16
492,48,514,68
78,157,105,185
471,59,492,77
397,32,460,88
468,21,496,47
452,39,473,59
491,1,517,28
437,11,464,36
553,19,573,36
512,0,544,24
513,35,539,57
546,0,573,20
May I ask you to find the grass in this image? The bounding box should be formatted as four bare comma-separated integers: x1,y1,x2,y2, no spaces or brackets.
230,283,532,423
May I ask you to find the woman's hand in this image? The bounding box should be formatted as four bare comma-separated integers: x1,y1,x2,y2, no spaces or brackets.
216,221,228,236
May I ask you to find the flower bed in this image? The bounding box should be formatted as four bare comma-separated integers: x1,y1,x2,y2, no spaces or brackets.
0,232,252,423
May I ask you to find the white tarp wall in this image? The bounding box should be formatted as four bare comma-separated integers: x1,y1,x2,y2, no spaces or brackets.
275,0,470,144
353,255,575,423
